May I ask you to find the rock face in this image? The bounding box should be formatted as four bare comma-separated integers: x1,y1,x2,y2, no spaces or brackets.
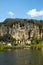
0,18,43,42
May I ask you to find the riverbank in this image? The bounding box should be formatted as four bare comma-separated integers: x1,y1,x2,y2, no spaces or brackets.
0,41,43,51
0,44,31,51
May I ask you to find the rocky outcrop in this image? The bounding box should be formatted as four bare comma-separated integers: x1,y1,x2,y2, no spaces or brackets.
0,18,43,43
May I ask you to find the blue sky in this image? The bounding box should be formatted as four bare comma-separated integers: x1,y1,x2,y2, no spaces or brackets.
0,0,43,22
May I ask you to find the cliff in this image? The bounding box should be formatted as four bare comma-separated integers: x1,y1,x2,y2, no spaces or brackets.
0,18,43,43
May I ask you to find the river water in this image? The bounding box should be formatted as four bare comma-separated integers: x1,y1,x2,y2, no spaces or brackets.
0,49,43,65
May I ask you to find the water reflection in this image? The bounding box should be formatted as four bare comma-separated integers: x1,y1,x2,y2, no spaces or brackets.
0,49,43,65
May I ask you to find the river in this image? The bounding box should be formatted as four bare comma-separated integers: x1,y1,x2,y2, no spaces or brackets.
0,49,43,65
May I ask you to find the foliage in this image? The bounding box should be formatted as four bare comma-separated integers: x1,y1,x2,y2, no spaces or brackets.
31,33,43,49
0,44,5,50
0,18,43,28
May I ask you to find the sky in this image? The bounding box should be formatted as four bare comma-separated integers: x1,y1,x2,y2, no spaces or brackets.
0,0,43,22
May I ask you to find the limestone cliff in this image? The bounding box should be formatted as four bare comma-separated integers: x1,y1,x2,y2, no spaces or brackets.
0,18,43,42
